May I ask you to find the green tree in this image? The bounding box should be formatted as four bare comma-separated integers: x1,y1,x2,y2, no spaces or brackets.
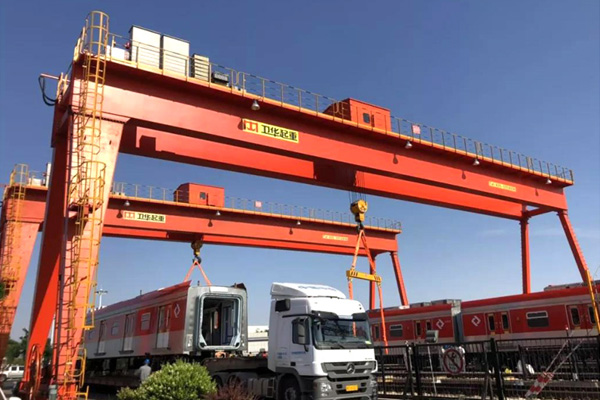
5,338,20,364
5,328,53,365
117,360,216,400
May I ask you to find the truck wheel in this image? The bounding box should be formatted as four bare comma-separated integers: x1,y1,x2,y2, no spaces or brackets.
279,377,301,400
0,374,6,383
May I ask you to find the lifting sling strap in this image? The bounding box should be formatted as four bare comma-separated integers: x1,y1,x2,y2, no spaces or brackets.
183,239,212,285
346,228,388,348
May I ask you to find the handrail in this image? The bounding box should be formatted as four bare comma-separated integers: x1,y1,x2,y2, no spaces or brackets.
60,30,576,184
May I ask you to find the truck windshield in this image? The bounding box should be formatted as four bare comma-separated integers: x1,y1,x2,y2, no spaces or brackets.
311,317,372,349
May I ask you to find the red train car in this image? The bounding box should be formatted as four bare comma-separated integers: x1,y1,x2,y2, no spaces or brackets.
370,282,599,344
461,284,598,341
368,300,461,346
84,281,247,387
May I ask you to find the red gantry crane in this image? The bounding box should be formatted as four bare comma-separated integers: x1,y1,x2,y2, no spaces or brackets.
0,166,403,371
5,11,594,399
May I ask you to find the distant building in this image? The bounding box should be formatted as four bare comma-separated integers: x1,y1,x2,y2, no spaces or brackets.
247,325,268,355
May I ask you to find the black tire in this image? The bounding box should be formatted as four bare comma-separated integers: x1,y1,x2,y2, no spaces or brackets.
0,374,7,383
213,375,224,388
279,377,301,400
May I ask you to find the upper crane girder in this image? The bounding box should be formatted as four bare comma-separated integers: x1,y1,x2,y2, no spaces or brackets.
56,62,569,219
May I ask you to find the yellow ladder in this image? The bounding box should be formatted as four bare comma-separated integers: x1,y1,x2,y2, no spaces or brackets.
0,164,28,345
58,11,109,400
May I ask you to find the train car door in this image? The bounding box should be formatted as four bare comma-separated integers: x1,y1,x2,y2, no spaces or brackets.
486,313,498,335
156,305,172,348
97,320,106,354
567,304,592,330
414,320,425,340
500,312,511,335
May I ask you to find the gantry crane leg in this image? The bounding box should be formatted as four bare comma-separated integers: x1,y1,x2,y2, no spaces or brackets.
368,255,377,310
557,210,600,331
0,222,39,362
520,217,531,294
23,120,123,399
390,251,408,306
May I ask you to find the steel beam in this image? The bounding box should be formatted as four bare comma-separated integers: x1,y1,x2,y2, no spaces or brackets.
122,126,525,220
15,187,400,255
557,211,590,282
23,132,70,388
520,218,531,294
390,251,409,306
83,63,570,214
0,221,39,362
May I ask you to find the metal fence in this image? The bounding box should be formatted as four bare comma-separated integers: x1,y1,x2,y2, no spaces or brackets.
375,336,600,399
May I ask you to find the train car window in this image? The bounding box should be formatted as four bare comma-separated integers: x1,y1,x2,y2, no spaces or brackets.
373,325,380,339
416,322,422,336
390,324,403,338
157,307,165,331
569,307,580,326
526,311,549,328
200,192,206,200
426,321,432,331
501,313,510,331
363,113,371,124
123,313,135,351
140,312,151,331
487,314,495,331
111,322,119,336
590,307,597,324
97,321,106,354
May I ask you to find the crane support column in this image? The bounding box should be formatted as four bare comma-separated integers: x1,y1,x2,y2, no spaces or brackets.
23,133,70,388
390,251,408,306
520,217,531,294
24,119,123,397
369,255,377,310
0,222,39,362
557,210,590,282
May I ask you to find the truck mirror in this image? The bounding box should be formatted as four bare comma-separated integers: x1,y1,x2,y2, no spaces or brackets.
275,299,290,312
293,318,309,347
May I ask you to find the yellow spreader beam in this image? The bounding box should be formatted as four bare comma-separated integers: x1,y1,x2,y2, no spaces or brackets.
346,269,382,283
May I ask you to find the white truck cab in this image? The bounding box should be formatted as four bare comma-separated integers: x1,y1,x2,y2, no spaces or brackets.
267,283,377,399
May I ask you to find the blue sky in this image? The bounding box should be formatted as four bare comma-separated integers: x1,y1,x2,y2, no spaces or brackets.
1,1,599,339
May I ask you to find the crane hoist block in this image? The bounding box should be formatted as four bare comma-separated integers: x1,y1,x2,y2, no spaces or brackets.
323,98,391,131
174,183,225,207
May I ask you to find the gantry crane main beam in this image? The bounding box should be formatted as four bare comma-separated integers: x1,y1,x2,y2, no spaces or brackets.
1,179,403,364
53,59,586,286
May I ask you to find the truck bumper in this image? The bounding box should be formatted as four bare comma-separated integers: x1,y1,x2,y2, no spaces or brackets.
309,376,377,399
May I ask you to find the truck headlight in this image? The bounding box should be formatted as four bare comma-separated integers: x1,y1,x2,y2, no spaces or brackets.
316,381,332,394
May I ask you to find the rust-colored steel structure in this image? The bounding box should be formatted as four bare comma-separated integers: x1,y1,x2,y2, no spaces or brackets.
12,11,591,399
0,177,403,367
